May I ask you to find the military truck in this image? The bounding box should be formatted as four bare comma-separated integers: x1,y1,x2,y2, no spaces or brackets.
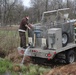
18,8,76,64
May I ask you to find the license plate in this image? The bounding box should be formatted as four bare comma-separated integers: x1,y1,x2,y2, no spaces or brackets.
32,52,37,56
32,52,41,56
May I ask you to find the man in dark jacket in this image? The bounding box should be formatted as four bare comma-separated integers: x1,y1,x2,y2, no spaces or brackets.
19,16,32,48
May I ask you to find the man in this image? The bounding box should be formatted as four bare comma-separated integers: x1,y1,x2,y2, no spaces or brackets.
19,16,32,48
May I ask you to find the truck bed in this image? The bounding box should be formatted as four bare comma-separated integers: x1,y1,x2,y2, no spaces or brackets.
55,43,76,53
30,43,76,59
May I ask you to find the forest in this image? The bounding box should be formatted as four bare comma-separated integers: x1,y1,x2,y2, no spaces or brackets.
0,0,76,26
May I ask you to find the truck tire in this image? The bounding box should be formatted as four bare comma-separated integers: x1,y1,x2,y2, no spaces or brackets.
62,32,69,47
65,50,75,64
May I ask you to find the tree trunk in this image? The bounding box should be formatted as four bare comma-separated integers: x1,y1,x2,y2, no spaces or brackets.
45,0,48,11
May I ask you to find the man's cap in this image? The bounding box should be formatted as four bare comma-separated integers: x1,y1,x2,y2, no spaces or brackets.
26,16,29,20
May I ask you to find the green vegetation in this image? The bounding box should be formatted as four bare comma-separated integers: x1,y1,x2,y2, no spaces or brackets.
20,64,50,75
0,58,13,74
0,58,51,75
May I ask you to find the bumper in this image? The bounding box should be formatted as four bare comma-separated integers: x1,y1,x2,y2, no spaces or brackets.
30,48,56,59
17,47,56,59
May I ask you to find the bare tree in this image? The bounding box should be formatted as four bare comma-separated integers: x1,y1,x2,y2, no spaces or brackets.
0,0,76,25
45,0,48,11
0,0,24,26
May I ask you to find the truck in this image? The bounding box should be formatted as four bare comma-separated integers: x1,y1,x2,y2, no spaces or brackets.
18,8,76,64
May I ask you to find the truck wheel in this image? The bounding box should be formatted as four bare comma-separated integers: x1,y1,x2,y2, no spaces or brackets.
65,50,75,64
62,32,69,47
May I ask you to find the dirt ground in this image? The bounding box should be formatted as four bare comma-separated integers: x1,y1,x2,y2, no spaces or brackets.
0,25,19,30
45,63,76,75
5,48,31,65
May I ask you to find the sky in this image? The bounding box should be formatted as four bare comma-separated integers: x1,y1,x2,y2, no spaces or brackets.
22,0,31,7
